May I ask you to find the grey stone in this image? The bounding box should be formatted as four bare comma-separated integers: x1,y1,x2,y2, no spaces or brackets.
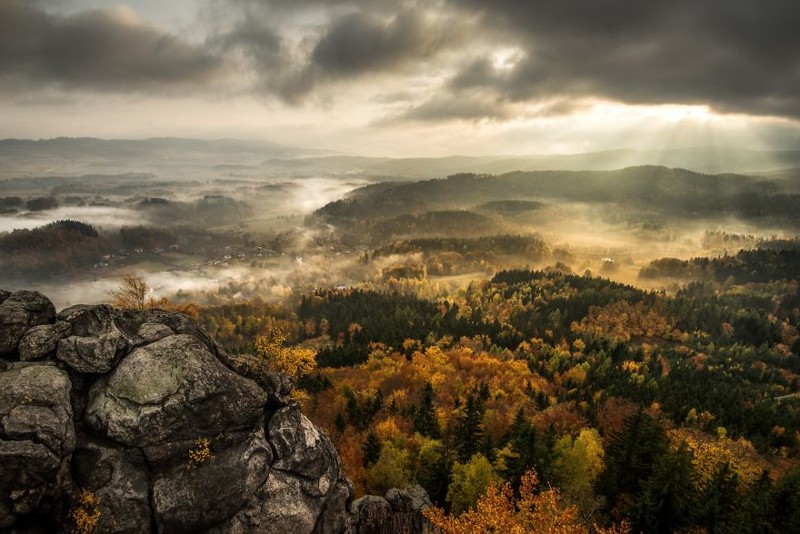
385,484,430,513
57,327,130,373
18,322,71,361
259,371,295,407
313,479,354,534
0,292,388,533
57,304,114,337
152,425,272,533
212,470,325,534
0,365,74,528
350,496,392,534
269,404,339,496
86,334,268,447
136,322,175,345
0,291,56,357
351,485,433,534
72,439,152,534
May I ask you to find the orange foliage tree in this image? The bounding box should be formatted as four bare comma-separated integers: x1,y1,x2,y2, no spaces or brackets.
424,469,629,534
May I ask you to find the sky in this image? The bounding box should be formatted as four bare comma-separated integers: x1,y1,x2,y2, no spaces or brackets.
1,0,799,156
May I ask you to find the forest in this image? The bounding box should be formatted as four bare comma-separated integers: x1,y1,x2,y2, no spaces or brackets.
200,242,800,533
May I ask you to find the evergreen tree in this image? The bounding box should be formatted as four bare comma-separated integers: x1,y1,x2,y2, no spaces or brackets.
362,431,382,468
414,382,441,438
596,411,669,515
334,412,346,434
696,462,740,533
454,391,484,462
634,443,696,534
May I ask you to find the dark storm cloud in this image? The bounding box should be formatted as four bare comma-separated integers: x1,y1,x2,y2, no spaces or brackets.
4,0,798,121
212,1,464,102
444,0,800,118
311,10,444,76
217,0,800,119
0,0,221,93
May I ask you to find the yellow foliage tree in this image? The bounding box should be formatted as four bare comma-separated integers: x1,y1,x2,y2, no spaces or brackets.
253,318,316,379
108,273,199,320
553,428,605,492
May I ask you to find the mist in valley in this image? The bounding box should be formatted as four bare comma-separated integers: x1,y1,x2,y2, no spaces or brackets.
3,141,797,309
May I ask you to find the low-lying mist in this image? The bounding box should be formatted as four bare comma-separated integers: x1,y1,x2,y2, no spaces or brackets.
0,206,148,233
2,161,798,309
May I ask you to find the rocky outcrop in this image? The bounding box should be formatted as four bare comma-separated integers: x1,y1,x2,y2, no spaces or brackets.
0,290,355,533
0,289,433,533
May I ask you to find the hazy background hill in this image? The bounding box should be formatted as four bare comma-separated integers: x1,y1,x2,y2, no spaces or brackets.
262,146,800,178
0,137,326,179
3,137,800,180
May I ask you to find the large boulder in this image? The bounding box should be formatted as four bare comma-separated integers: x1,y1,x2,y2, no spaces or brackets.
57,327,130,373
0,291,56,357
85,334,268,447
18,323,71,361
0,365,74,528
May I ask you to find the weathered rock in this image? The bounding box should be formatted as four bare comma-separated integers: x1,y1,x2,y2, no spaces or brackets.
0,441,61,527
57,304,114,337
152,425,272,533
0,290,10,306
0,365,74,528
72,438,152,534
351,485,432,534
0,292,413,533
57,327,130,373
114,309,216,351
86,334,268,447
213,470,325,534
0,291,56,357
350,496,392,534
204,403,352,533
136,322,175,345
385,484,430,514
259,372,295,407
18,322,71,361
269,404,339,497
313,479,354,534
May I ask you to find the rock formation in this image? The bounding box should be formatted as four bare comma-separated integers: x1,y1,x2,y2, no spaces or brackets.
0,290,431,533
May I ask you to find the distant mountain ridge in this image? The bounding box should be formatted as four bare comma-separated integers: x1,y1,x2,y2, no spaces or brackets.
264,146,800,177
0,137,326,178
2,137,799,179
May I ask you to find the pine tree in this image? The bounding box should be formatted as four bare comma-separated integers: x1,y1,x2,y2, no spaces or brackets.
634,443,696,534
362,431,382,468
696,462,739,533
454,391,484,462
596,410,669,515
414,382,441,438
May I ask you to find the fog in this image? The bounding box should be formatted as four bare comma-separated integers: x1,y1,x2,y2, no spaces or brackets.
2,143,798,309
0,206,149,233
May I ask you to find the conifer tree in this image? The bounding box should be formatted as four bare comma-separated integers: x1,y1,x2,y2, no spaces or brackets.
414,382,441,438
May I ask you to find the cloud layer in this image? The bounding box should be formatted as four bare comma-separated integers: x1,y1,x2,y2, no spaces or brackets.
2,0,799,126
0,1,221,93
